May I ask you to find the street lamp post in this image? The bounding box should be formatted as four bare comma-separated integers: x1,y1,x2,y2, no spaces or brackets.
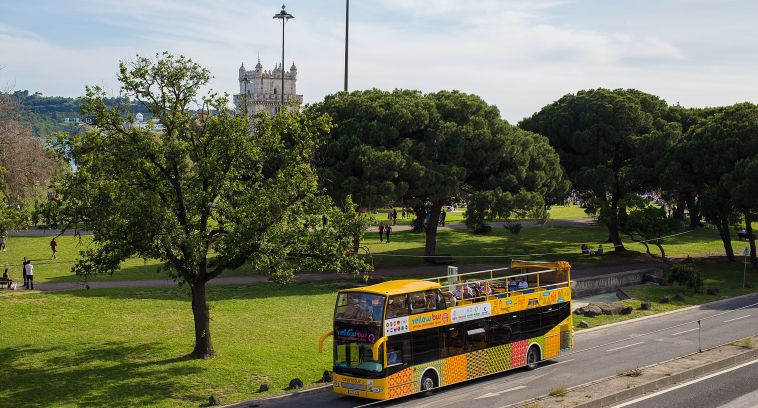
273,4,294,109
344,0,349,92
743,247,749,289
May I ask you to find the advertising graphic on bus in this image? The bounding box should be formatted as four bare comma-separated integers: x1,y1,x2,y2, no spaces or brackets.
318,261,574,400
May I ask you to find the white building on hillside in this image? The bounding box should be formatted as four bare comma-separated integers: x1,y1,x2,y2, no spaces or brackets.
233,58,303,117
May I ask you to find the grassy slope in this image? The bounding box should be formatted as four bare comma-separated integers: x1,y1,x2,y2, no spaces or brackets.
0,283,337,407
575,262,758,329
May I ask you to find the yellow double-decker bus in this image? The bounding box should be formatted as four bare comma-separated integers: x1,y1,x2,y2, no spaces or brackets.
319,261,574,400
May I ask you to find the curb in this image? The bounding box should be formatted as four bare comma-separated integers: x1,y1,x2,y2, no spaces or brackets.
220,383,332,407
572,346,758,408
575,292,758,335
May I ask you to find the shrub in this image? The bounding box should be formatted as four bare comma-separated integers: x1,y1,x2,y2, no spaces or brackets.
666,259,703,293
504,222,522,235
548,385,567,397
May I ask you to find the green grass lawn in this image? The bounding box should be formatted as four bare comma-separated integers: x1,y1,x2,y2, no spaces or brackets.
0,224,736,282
0,283,338,407
362,225,732,268
575,261,758,330
368,205,590,227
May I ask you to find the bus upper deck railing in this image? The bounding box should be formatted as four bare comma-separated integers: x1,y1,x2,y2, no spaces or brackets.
420,261,571,307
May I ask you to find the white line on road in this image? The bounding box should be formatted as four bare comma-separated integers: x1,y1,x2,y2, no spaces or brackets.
723,315,751,323
474,385,527,399
607,342,645,352
609,359,758,408
670,328,699,336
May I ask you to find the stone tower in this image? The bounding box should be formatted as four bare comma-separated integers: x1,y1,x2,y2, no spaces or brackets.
234,58,302,117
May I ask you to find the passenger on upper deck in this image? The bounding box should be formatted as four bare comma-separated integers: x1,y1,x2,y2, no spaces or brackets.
508,278,518,292
442,290,457,306
518,278,529,290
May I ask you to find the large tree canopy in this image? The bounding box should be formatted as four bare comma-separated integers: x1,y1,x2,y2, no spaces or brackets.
310,89,567,258
52,53,369,358
675,102,758,262
520,88,676,252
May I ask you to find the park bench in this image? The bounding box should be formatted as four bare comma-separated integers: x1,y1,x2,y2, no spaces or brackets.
424,254,456,265
0,278,14,289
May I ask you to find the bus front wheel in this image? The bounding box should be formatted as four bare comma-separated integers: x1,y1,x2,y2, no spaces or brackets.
526,345,541,370
420,370,438,397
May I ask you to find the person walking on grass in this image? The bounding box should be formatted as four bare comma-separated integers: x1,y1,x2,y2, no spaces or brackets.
24,259,34,290
50,238,58,260
0,233,6,251
379,223,385,243
385,224,392,243
392,208,398,225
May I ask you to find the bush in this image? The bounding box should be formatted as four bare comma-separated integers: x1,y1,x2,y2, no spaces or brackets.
504,222,522,235
666,259,703,293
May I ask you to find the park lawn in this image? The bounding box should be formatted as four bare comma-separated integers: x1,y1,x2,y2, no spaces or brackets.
0,282,338,407
362,225,731,268
0,223,734,282
575,261,758,330
367,205,590,227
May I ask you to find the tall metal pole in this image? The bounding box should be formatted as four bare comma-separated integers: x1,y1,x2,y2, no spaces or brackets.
743,247,749,289
344,0,349,92
273,5,293,111
281,19,285,107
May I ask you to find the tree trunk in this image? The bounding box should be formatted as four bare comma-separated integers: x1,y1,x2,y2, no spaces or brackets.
673,193,686,222
191,281,214,358
686,193,701,228
655,242,666,258
411,207,425,233
745,211,756,266
352,234,360,254
716,218,736,262
608,193,626,252
423,202,442,261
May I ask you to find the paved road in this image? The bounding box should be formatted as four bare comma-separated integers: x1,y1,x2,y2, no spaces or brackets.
613,359,758,408
234,293,758,408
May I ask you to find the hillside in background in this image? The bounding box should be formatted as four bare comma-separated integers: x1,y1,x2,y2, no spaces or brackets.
11,90,151,139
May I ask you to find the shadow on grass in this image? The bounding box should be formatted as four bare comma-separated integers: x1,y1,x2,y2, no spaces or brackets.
0,341,204,407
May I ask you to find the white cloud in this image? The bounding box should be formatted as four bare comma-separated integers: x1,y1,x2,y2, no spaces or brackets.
1,0,757,122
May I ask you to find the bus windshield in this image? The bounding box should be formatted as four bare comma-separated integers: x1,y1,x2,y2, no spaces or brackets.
335,339,384,374
334,292,385,322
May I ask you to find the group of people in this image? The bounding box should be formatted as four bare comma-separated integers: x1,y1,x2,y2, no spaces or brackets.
386,208,398,225
2,258,37,290
581,243,604,255
451,281,492,301
378,223,393,243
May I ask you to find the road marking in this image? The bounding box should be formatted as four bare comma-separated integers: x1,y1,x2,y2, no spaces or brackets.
723,315,751,323
607,341,644,352
670,328,699,336
609,359,758,408
474,385,526,399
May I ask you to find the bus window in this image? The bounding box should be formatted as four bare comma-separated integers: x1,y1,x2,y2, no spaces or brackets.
465,320,489,352
386,294,409,318
444,325,465,357
490,313,520,346
334,340,383,374
335,292,386,322
386,334,411,368
411,328,443,364
522,307,542,338
409,290,438,314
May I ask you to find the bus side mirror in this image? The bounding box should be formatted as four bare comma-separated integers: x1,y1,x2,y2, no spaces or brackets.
318,331,333,353
372,336,387,361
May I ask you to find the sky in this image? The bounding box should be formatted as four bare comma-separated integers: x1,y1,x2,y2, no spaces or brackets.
1,0,757,123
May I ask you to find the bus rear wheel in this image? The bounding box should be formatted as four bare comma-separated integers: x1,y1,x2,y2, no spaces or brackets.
420,370,438,397
526,345,541,370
